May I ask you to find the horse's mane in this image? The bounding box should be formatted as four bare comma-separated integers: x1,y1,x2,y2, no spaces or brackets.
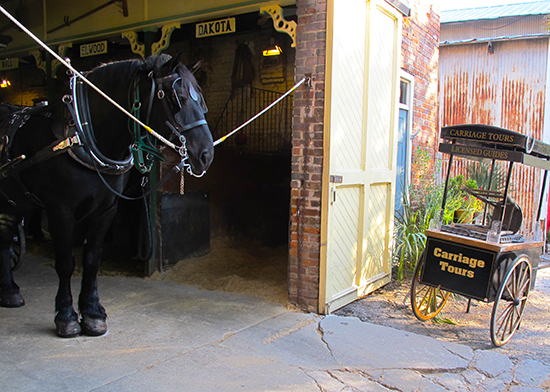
86,55,203,103
87,59,144,85
177,64,203,100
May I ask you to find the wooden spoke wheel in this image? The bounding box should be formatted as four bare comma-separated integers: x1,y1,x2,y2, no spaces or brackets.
10,222,25,272
490,255,531,347
411,252,450,321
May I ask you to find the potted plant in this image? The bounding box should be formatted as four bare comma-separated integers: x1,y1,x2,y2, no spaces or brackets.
448,175,483,223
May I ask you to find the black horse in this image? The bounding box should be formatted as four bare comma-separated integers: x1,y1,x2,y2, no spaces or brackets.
0,54,214,337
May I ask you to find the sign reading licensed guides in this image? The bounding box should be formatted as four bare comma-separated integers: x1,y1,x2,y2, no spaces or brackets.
196,18,236,38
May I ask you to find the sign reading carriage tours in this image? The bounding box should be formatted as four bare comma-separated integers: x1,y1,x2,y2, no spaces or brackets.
421,238,497,300
441,124,550,157
196,18,236,38
80,40,108,57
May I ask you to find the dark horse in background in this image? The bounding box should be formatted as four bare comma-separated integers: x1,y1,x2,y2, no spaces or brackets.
0,54,214,337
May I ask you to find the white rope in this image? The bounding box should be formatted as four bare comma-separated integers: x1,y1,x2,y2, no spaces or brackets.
213,77,308,146
0,6,178,151
1,5,309,152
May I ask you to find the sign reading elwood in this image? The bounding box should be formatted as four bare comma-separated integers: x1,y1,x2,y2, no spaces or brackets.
196,18,236,38
80,41,108,57
421,237,496,300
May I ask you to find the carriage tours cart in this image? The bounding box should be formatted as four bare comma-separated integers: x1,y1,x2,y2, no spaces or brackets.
410,124,549,347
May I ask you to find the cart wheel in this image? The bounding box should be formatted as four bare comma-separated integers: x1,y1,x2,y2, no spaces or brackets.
10,222,25,272
490,255,531,347
411,251,450,321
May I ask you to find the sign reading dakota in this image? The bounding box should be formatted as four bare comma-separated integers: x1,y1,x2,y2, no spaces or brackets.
196,18,236,38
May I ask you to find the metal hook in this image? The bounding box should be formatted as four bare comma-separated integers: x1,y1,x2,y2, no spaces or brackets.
526,132,536,154
305,73,312,89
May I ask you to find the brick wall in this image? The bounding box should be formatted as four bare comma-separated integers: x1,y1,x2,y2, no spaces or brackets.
0,65,47,106
289,0,326,312
401,0,440,185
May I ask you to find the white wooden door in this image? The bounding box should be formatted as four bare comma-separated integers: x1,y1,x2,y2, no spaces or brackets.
320,0,402,313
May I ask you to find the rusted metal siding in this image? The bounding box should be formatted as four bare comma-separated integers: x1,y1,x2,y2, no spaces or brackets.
442,3,550,24
440,38,548,236
441,15,549,43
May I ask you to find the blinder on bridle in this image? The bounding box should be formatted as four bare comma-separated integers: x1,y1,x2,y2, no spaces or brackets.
170,77,208,114
148,69,209,177
153,72,208,135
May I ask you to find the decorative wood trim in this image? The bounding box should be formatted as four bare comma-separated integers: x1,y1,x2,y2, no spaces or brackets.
121,30,145,58
30,50,47,74
151,22,180,56
260,4,296,48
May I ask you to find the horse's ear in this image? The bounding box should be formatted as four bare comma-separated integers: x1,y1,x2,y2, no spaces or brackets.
144,53,173,75
166,51,185,70
188,59,203,74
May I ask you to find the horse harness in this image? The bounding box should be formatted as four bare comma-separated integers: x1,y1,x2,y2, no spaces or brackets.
0,58,207,208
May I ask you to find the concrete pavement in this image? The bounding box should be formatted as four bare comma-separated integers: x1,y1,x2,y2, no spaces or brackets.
1,252,549,391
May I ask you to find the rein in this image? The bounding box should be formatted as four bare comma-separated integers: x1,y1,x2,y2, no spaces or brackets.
63,76,134,174
71,67,208,201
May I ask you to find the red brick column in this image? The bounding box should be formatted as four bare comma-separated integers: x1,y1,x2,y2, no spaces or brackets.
289,0,327,312
401,0,440,184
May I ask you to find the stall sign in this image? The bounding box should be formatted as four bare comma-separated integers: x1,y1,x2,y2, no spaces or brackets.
80,41,108,57
421,237,496,300
196,18,236,38
0,58,18,70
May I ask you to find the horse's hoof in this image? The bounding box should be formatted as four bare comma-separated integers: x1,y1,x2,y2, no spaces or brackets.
55,319,81,338
0,292,25,308
81,316,107,336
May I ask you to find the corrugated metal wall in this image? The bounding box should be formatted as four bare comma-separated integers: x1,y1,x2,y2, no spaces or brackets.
440,38,548,236
441,15,549,43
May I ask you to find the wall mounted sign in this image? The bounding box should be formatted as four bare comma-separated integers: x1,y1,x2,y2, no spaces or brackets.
0,58,18,70
80,40,108,57
196,18,236,38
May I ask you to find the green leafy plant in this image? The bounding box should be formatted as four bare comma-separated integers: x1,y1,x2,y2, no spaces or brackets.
447,175,483,223
393,148,443,281
467,160,506,192
393,189,428,281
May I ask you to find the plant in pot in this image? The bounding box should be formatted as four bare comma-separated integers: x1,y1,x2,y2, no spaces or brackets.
448,175,483,224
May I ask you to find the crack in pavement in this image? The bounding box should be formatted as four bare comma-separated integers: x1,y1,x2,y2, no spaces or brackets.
263,317,317,344
317,317,339,363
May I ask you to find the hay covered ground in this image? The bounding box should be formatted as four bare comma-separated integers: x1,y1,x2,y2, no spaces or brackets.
148,238,290,306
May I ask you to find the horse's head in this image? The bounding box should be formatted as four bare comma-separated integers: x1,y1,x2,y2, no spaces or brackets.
149,55,214,176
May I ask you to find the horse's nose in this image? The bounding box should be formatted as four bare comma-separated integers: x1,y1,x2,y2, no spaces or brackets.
200,148,213,170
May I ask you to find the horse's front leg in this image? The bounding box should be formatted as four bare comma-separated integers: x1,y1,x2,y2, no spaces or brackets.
0,214,25,308
47,210,80,338
79,204,118,336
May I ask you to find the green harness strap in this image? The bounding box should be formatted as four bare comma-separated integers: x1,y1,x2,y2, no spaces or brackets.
130,79,166,174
